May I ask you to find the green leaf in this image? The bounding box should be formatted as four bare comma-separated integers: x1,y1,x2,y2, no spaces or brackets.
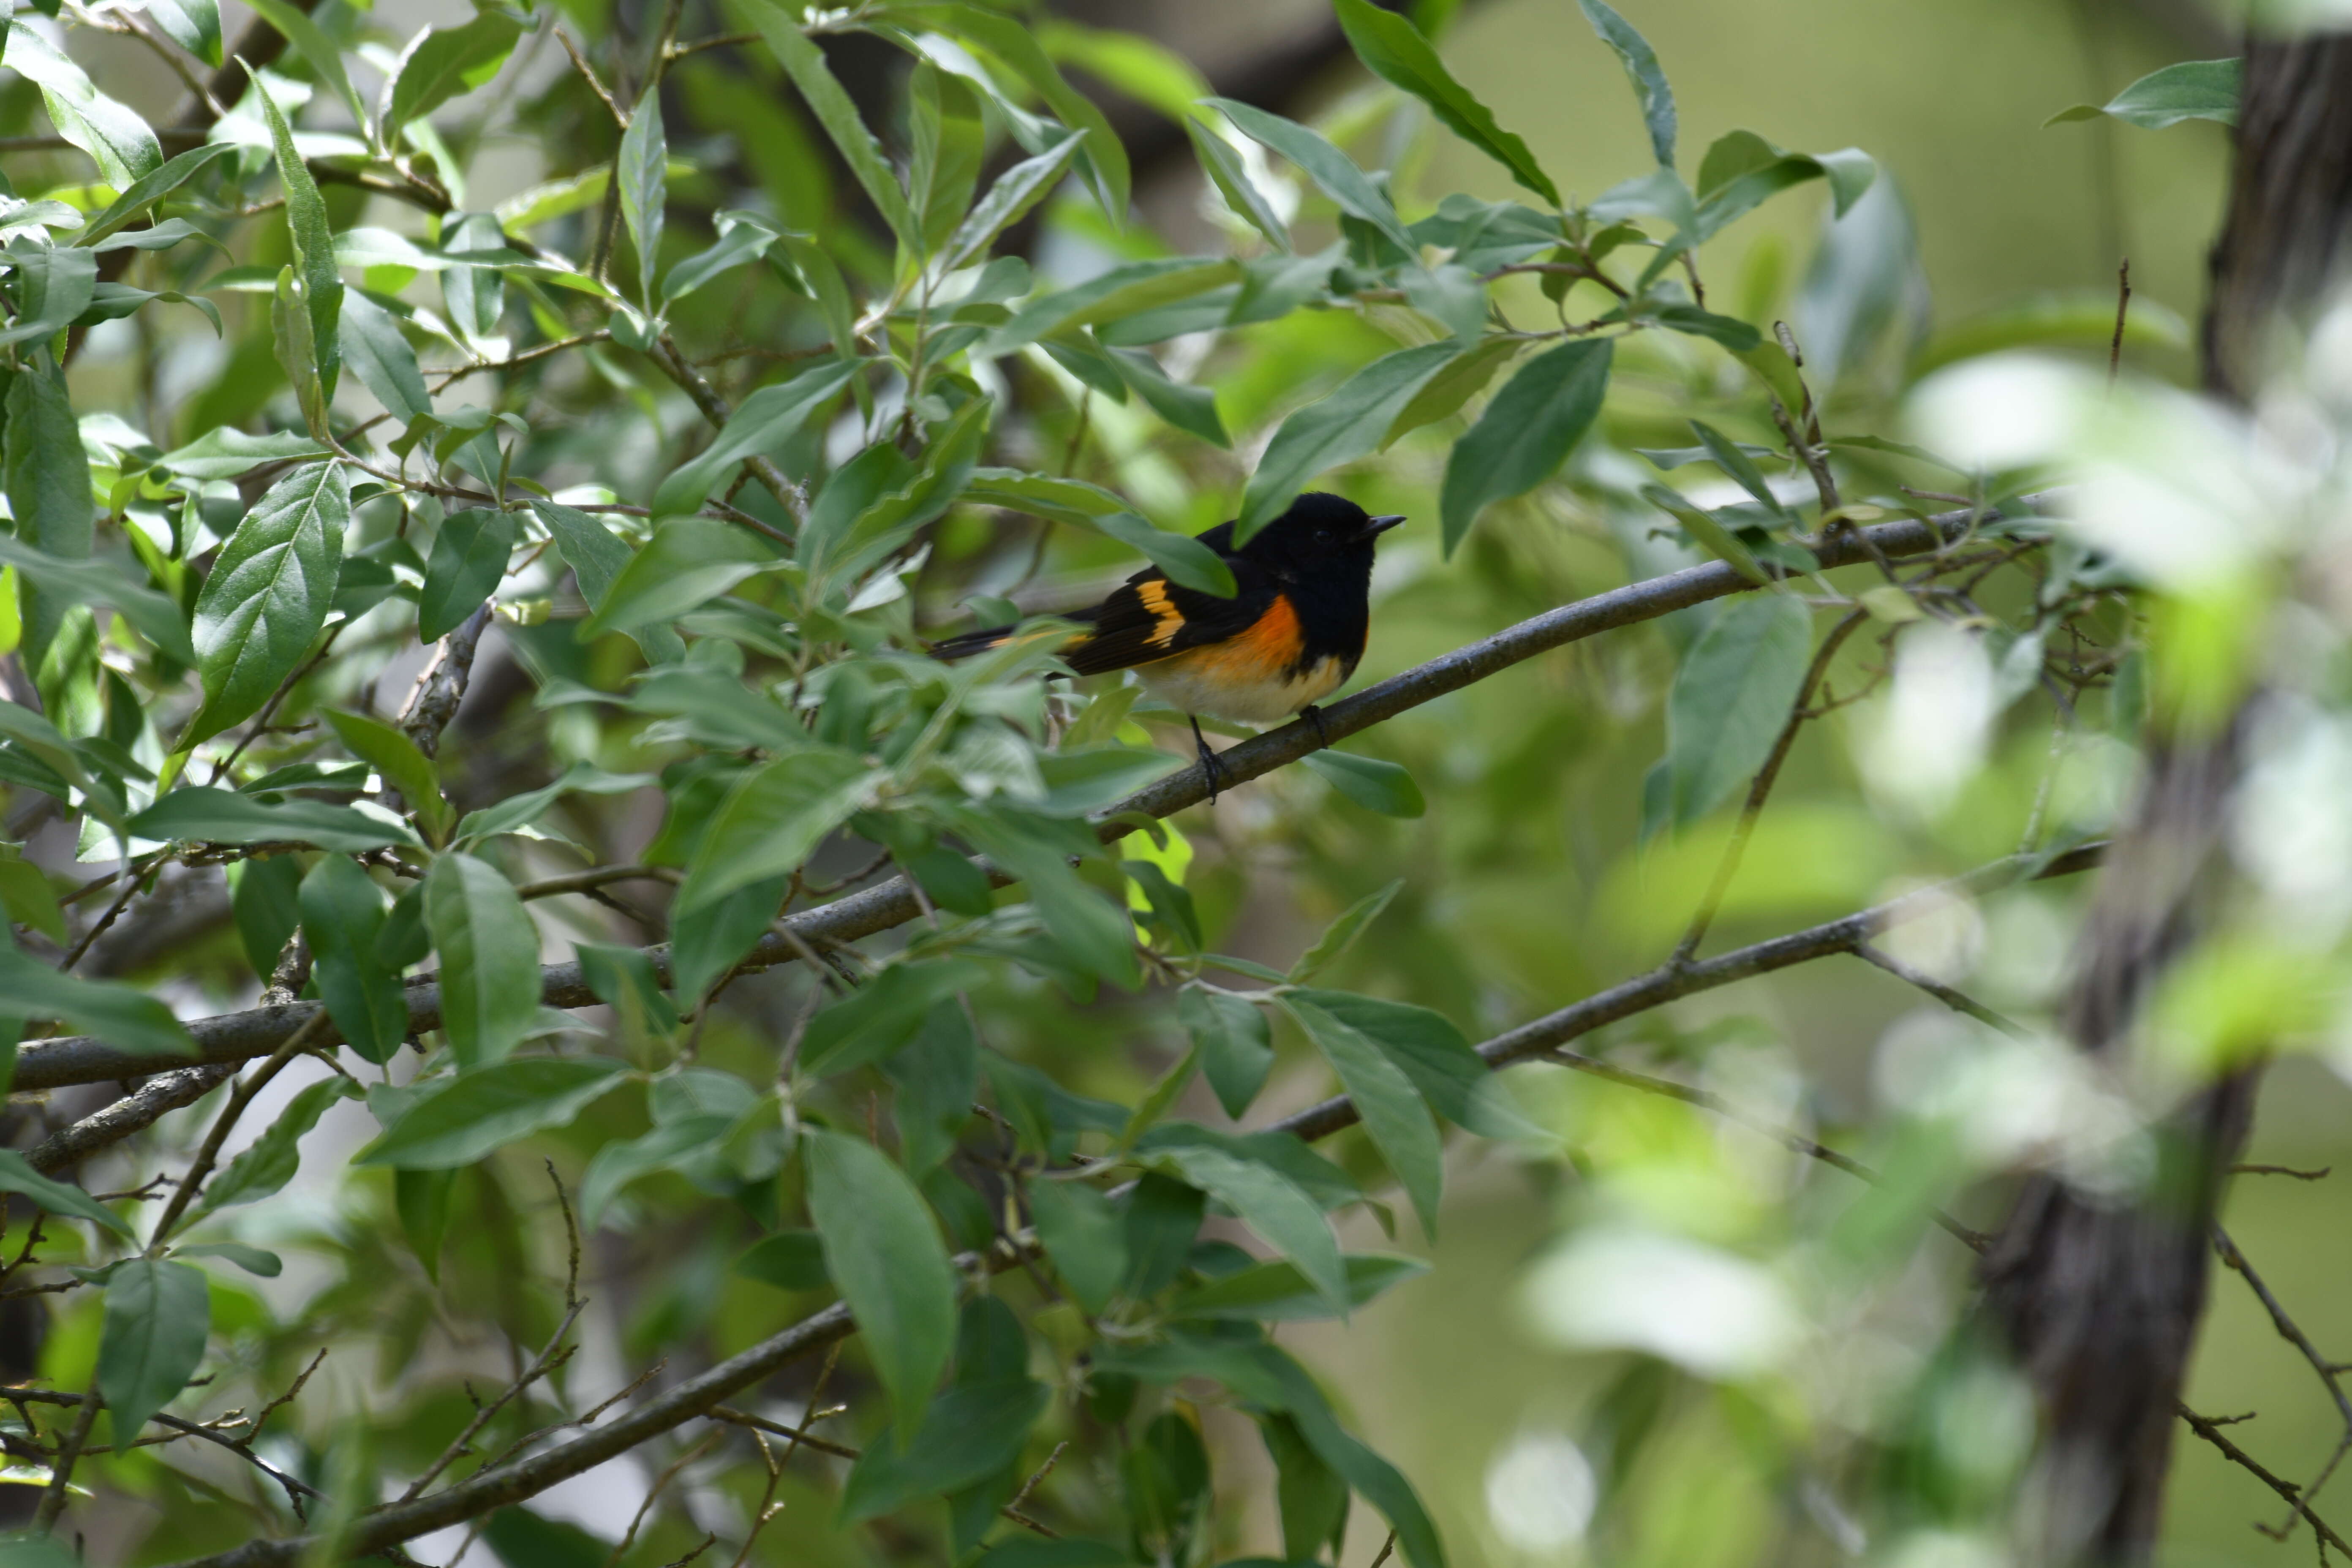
192,1077,357,1215
1237,342,1460,540
1435,336,1610,554
944,131,1086,272
1913,290,2191,376
579,1115,731,1225
800,959,989,1078
1334,0,1558,205
423,852,541,1070
355,1057,631,1168
175,1241,282,1277
1029,1179,1124,1312
0,242,96,348
736,1229,830,1290
0,1149,134,1238
1179,988,1273,1118
1285,999,1443,1235
1207,98,1415,254
578,517,771,639
416,508,517,643
2046,57,2240,131
1090,510,1236,596
618,94,666,306
338,290,430,425
1642,483,1768,585
1665,593,1812,825
1036,747,1182,815
1299,749,1425,817
299,854,409,1064
1171,1251,1428,1320
803,1126,958,1434
0,25,162,187
98,1259,209,1451
1288,879,1402,983
1290,989,1542,1142
3,367,94,674
1577,0,1677,167
323,710,444,835
1149,1144,1347,1315
1654,302,1762,351
840,1377,1051,1521
0,856,64,943
143,0,222,68
735,0,920,253
983,258,1238,356
248,73,341,403
451,762,653,847
675,749,879,913
667,872,787,1003
945,4,1132,226
242,0,370,138
0,936,193,1059
651,359,860,518
156,428,329,481
381,13,523,146
187,460,346,745
128,787,416,854
229,856,300,978
1688,419,1788,517
1107,348,1230,450
395,1168,455,1280
1184,120,1288,250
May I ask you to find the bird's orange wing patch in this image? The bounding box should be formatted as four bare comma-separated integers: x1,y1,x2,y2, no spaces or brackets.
1135,577,1187,648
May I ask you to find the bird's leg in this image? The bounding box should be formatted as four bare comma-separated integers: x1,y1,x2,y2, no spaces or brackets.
1301,704,1332,750
1190,716,1228,803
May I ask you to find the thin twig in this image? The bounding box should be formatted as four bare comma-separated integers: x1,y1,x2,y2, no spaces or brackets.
1851,943,2031,1039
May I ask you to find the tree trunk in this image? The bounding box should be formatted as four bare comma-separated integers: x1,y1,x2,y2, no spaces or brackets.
1977,27,2352,1565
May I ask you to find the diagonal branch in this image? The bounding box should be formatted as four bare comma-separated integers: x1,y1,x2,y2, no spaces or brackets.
18,499,2056,1097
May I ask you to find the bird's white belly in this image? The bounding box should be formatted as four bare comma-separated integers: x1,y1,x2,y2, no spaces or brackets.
1137,654,1349,724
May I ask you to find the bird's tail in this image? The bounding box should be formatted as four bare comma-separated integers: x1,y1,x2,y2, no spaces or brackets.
927,624,1020,662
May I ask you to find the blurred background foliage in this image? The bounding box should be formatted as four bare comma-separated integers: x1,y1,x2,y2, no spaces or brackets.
3,0,2344,1564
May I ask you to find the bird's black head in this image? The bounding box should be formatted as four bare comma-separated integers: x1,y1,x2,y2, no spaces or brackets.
1235,493,1406,574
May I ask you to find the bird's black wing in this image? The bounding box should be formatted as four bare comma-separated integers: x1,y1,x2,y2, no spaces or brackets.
1059,558,1274,675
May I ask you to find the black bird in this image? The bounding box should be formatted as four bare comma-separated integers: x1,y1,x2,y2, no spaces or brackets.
929,492,1406,799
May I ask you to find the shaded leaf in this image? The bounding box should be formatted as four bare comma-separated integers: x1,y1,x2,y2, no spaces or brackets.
803,1126,958,1433
1665,593,1813,824
416,509,517,643
1334,0,1558,205
423,852,541,1070
129,787,416,854
98,1259,209,1451
355,1057,630,1167
1238,342,1460,540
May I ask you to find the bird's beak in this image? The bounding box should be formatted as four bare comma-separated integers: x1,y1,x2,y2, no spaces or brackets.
1361,514,1407,541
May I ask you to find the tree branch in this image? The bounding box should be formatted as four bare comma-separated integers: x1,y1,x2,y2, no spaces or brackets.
12,498,2054,1095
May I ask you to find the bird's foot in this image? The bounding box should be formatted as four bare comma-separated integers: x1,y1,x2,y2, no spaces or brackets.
1301,704,1332,750
1190,717,1230,803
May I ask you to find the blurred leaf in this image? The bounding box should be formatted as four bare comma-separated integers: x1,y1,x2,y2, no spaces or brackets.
394,1168,455,1281
1172,1252,1428,1320
581,518,773,637
1438,338,1611,554
1300,749,1426,817
801,960,989,1078
1149,1144,1346,1313
1029,1179,1124,1312
1914,290,2190,375
1239,342,1460,541
668,872,787,1002
1180,988,1273,1118
1791,175,1926,392
1208,98,1415,253
1688,419,1790,517
1336,0,1558,205
676,749,879,913
186,461,347,745
2046,57,2240,130
324,710,444,836
130,787,416,853
1294,989,1542,1141
2,368,95,675
1642,483,1768,585
176,1242,281,1277
1665,594,1813,825
840,1377,1050,1521
424,852,541,1070
618,94,666,306
0,242,96,348
804,1126,958,1434
243,0,370,136
651,360,860,518
947,5,1131,224
382,13,523,146
338,291,430,425
0,856,64,943
1107,348,1230,449
194,1077,358,1215
355,1057,630,1168
1288,879,1402,982
300,854,409,1064
249,73,342,402
1185,120,1289,250
984,259,1238,355
736,1230,830,1290
736,0,919,252
416,509,517,643
142,0,222,67
1286,998,1443,1234
0,936,182,1058
1,25,162,186
98,1259,209,1451
0,1149,134,1238
1577,0,1676,167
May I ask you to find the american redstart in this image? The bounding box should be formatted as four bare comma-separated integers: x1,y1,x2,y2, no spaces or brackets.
930,492,1406,799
